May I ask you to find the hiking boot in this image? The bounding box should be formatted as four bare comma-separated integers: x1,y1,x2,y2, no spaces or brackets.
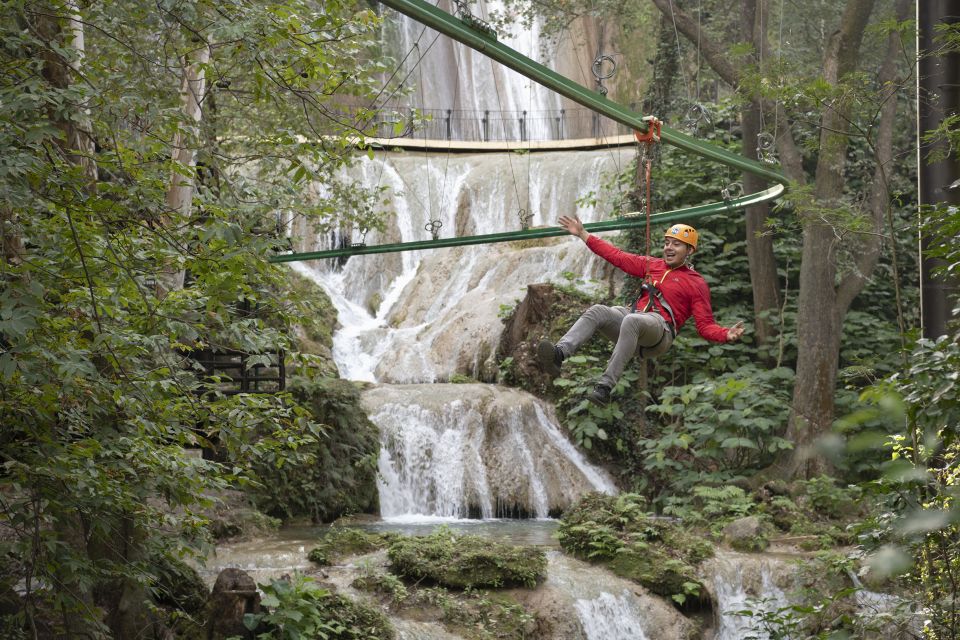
587,383,612,406
536,339,564,377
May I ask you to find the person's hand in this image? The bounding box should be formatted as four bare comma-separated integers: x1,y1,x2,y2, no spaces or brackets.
558,214,588,241
727,321,745,341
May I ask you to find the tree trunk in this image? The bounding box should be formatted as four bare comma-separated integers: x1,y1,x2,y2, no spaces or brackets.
739,0,780,356
782,0,877,477
160,42,210,294
784,222,842,477
34,5,105,633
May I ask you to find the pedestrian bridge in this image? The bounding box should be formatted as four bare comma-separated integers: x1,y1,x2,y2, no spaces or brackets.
364,133,637,153
361,106,643,152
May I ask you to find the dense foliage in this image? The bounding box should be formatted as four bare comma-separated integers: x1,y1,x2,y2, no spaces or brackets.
0,0,393,636
245,576,395,640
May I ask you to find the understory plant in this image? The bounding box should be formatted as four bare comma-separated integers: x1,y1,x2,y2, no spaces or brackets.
641,364,795,499
557,492,713,604
244,575,394,640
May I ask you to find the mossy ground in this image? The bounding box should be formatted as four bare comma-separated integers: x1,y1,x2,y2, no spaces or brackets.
387,527,547,589
308,527,399,566
353,567,536,640
557,492,713,604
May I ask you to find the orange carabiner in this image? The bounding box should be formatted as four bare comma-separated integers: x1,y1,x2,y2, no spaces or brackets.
633,117,662,144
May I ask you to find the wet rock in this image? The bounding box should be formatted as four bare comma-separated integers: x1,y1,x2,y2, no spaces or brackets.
510,584,588,640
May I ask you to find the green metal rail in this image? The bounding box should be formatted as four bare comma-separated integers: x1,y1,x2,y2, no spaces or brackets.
269,0,788,263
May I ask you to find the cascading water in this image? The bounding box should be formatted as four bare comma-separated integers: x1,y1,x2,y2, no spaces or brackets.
290,147,629,521
291,147,631,383
380,0,616,140
704,551,793,639
364,384,617,519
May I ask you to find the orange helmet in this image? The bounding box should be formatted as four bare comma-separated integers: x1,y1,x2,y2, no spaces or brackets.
664,224,698,249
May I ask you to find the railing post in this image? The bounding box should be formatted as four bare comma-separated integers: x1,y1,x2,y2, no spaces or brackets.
445,109,452,140
592,110,599,138
520,110,527,141
482,110,489,141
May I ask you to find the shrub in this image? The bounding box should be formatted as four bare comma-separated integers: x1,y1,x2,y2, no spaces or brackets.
245,576,394,640
237,376,380,522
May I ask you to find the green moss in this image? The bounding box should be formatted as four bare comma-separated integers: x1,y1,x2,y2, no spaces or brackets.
558,492,713,602
308,527,398,566
729,534,769,553
387,527,547,589
607,544,704,600
284,269,337,352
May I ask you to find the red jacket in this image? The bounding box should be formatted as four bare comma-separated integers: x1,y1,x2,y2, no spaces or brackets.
586,235,730,343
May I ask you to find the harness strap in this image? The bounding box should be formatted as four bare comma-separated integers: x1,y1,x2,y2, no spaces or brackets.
631,282,678,337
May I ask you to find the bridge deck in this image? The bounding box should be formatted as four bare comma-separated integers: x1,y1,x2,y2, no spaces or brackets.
363,133,638,153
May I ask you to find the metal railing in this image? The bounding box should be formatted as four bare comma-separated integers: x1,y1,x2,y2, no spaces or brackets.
370,106,637,142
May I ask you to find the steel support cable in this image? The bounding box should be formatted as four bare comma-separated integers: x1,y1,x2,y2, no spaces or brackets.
270,0,788,263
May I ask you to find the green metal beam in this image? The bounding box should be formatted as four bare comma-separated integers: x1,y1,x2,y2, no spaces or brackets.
269,0,789,263
376,0,787,185
269,185,783,262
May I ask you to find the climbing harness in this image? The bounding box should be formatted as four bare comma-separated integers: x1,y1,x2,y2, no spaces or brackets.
633,278,678,338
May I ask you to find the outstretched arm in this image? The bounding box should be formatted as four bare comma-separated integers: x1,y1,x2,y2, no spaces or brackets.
558,214,589,242
727,320,745,341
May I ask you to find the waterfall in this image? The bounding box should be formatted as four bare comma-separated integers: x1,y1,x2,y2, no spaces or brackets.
575,592,651,640
378,0,623,141
704,551,793,639
549,552,696,639
291,147,631,383
363,384,617,520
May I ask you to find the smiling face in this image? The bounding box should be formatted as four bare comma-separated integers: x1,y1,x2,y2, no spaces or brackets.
662,236,694,268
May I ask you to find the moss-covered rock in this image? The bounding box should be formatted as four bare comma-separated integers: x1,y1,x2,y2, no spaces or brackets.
607,544,702,599
354,570,535,640
387,527,547,589
558,492,714,603
283,270,339,376
308,527,399,566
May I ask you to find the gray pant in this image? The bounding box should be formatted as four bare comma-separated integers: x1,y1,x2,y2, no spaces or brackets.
556,305,674,388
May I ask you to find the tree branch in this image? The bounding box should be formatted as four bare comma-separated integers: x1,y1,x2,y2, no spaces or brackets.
648,0,741,87
836,0,911,315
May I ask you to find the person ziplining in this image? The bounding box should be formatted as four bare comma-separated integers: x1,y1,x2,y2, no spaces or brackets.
537,217,745,405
